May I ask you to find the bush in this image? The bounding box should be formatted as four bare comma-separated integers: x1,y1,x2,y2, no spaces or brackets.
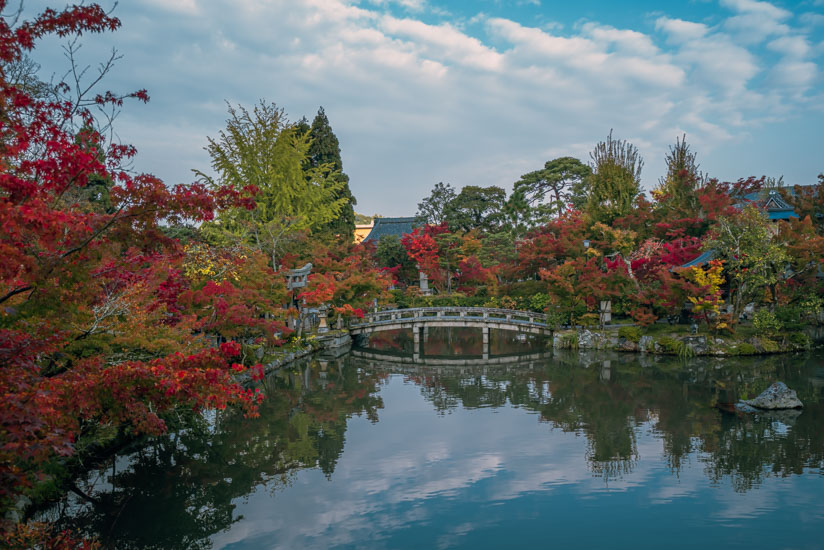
759,338,779,353
545,310,566,330
578,313,599,328
503,280,545,299
788,332,811,349
735,343,758,355
390,289,410,309
500,296,517,310
656,336,693,356
560,333,579,349
753,309,782,336
618,326,642,343
630,307,657,327
529,292,552,313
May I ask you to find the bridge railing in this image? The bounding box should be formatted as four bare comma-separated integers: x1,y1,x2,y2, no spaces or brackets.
351,307,549,327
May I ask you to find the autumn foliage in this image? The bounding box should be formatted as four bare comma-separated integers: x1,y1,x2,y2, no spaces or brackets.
0,2,280,529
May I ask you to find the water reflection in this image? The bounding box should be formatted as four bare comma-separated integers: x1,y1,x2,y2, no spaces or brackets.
42,350,824,549
42,360,386,549
361,326,549,358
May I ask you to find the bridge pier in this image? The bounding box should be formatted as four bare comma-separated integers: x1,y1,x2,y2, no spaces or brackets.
413,324,422,362
482,326,489,360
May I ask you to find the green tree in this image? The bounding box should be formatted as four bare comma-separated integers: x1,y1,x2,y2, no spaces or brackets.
375,234,417,285
653,135,702,215
416,181,457,225
514,157,592,224
705,205,789,318
587,130,643,223
304,107,356,241
444,185,507,232
196,101,347,269
502,187,531,236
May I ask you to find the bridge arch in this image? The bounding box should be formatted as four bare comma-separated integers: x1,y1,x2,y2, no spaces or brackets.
349,307,552,360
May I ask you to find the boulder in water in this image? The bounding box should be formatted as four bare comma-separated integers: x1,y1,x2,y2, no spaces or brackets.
742,382,803,410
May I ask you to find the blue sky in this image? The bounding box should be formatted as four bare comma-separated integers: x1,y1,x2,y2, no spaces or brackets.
26,0,824,215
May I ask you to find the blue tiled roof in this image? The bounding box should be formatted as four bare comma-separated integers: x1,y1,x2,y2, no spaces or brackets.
769,210,797,220
736,189,798,219
678,250,715,269
363,217,418,242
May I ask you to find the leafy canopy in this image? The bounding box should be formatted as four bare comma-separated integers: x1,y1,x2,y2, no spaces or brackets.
196,101,347,268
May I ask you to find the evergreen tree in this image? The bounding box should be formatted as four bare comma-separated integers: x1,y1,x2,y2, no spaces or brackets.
306,107,356,240
653,134,703,215
196,101,347,268
587,130,643,223
416,182,457,225
514,156,592,225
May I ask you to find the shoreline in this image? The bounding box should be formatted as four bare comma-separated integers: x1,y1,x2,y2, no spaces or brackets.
551,327,817,356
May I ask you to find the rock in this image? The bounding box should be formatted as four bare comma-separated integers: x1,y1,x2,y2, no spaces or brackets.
683,335,708,355
733,402,760,414
617,339,638,352
639,336,653,353
743,382,803,410
578,329,594,349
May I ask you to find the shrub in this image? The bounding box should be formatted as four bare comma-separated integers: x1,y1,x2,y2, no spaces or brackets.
529,292,553,313
788,332,811,349
734,343,758,355
753,309,782,336
630,307,657,327
618,326,642,343
500,296,517,310
545,310,566,330
656,336,693,357
578,313,600,328
560,333,579,349
504,280,545,299
390,289,410,309
759,338,779,353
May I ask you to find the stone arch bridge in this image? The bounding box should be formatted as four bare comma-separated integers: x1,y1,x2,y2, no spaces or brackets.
349,307,551,361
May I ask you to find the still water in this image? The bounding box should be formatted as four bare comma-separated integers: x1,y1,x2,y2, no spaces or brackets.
44,328,824,549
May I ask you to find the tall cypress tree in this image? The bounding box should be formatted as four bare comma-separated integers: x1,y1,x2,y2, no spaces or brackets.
306,107,356,240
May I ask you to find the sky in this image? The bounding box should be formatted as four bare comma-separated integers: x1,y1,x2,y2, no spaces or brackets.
23,0,824,216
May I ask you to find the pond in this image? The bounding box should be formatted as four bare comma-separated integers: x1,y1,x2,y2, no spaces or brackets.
42,328,824,549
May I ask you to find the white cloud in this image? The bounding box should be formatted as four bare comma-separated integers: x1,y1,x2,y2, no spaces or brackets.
380,16,505,71
720,0,793,41
366,0,427,11
655,17,710,43
34,0,823,214
799,12,824,29
767,35,812,58
141,0,198,13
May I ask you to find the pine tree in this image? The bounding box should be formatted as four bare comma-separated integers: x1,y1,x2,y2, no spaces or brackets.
306,107,356,240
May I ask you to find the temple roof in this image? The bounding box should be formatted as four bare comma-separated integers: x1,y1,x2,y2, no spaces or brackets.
678,250,716,270
737,189,798,220
363,217,418,242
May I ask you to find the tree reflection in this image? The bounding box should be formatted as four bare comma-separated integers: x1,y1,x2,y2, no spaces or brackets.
45,357,385,549
383,351,823,486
